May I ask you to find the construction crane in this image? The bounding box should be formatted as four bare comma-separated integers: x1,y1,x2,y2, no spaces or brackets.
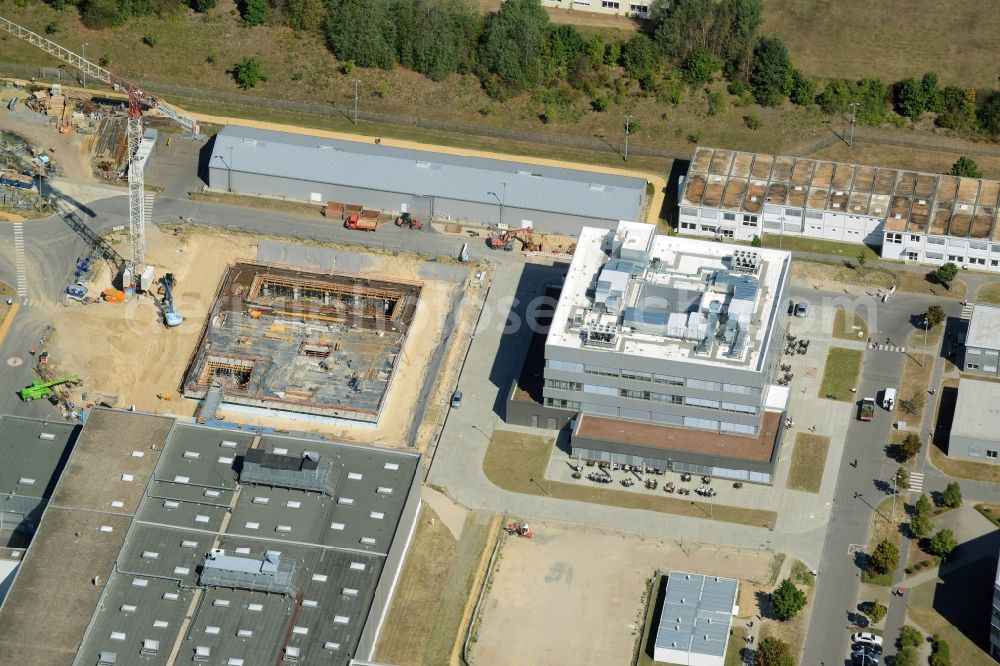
0,17,200,289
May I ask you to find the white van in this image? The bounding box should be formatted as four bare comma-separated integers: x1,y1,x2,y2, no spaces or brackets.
882,388,897,411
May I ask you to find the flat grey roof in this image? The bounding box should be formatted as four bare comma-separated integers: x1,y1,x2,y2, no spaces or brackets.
0,409,421,666
654,571,738,659
952,378,1000,441
967,304,1000,350
211,125,646,222
0,415,78,501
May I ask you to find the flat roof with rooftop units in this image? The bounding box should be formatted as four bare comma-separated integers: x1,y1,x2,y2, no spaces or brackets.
548,221,790,372
183,261,422,425
653,571,739,666
0,409,422,666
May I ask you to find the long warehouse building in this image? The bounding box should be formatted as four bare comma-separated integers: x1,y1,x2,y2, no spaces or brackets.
207,125,648,235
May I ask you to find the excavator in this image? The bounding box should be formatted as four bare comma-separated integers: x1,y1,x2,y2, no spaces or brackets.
161,275,183,327
20,375,82,401
489,226,534,251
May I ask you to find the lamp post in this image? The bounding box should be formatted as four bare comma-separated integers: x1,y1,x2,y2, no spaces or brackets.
848,102,859,148
920,316,929,367
214,148,233,193
624,114,633,162
488,182,506,228
353,79,359,126
81,43,88,88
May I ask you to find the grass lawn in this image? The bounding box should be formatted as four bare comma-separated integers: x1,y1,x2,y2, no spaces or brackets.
759,574,814,661
929,447,1000,484
374,505,493,666
791,259,894,290
761,235,878,262
190,190,326,218
786,433,830,493
908,578,996,666
975,504,1000,529
832,307,869,342
0,281,14,327
894,350,934,428
893,269,967,299
819,347,863,401
482,431,778,529
790,560,816,588
976,282,1000,305
862,497,905,587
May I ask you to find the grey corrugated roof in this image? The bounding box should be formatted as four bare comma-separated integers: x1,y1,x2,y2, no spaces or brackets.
654,572,738,659
211,125,646,222
0,415,78,501
967,304,1000,350
952,378,1000,441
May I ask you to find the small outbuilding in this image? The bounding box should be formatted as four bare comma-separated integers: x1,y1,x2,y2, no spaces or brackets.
653,571,739,666
947,378,1000,463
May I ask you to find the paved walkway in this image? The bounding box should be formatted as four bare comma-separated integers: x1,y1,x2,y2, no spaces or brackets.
420,486,468,541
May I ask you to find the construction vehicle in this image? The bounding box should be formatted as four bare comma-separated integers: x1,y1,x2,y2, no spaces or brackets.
489,226,534,251
1,17,199,291
394,212,422,230
344,213,378,232
161,276,183,327
505,520,533,538
859,397,875,421
20,375,82,401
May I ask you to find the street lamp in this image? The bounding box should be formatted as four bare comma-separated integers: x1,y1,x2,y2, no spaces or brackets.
919,316,929,367
487,182,506,227
848,102,859,148
82,43,88,88
214,148,234,193
353,78,359,126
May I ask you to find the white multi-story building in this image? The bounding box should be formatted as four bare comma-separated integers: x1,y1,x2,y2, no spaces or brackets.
678,147,1000,274
537,0,650,19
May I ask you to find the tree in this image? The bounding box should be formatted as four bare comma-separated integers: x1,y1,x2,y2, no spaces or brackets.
231,56,267,89
936,85,978,132
921,72,941,111
899,625,924,649
895,645,919,666
652,0,716,61
893,432,922,462
925,304,946,328
755,636,794,666
750,235,762,247
930,636,952,666
856,251,867,268
933,262,959,289
788,69,814,107
393,0,479,82
863,600,887,624
978,90,1000,140
852,77,891,125
242,0,270,26
816,79,852,114
941,482,962,508
895,466,909,488
771,578,807,620
682,44,719,84
915,493,933,518
869,539,899,575
894,77,927,118
81,0,128,29
326,0,397,71
621,34,660,81
189,0,216,12
950,156,982,178
911,493,933,538
929,528,958,559
748,36,792,106
476,0,552,98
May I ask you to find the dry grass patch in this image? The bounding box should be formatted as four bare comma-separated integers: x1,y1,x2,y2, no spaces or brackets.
908,579,995,666
976,282,1000,305
862,497,906,586
812,142,1000,182
483,430,777,529
894,351,934,428
892,269,967,299
929,446,1000,484
819,347,863,401
375,506,493,666
791,259,894,290
833,307,869,341
786,433,830,493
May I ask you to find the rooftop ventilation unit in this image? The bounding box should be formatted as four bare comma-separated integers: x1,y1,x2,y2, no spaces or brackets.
730,249,760,274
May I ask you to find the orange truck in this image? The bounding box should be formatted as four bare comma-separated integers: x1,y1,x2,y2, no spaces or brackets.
344,213,378,231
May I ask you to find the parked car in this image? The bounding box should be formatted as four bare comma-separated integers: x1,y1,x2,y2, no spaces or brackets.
851,632,883,648
450,391,463,409
794,302,809,318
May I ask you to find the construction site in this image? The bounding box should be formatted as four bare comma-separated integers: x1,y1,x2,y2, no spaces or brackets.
182,261,423,425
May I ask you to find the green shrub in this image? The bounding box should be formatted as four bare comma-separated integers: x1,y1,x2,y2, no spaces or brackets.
743,113,761,130
771,578,807,621
232,56,267,89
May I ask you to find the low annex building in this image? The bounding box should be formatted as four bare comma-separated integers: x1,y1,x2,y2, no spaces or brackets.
0,408,421,666
509,220,791,484
653,571,739,666
962,304,1000,377
207,125,647,235
679,146,1000,273
946,378,1000,464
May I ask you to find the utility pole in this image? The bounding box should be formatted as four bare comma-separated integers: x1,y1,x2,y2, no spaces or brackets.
353,79,359,126
624,114,633,162
849,102,859,148
81,43,87,88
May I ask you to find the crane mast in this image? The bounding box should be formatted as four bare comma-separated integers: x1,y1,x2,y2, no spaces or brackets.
0,16,199,288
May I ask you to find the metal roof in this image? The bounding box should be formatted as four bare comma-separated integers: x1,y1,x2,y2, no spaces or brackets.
0,409,420,666
952,378,1000,442
211,125,646,222
683,146,1000,240
654,571,739,659
966,304,1000,350
0,416,78,502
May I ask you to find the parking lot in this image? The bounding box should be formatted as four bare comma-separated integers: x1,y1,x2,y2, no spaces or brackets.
471,526,773,666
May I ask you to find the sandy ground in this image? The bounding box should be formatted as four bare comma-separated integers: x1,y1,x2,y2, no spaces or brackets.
472,527,773,666
37,225,463,444
0,104,99,188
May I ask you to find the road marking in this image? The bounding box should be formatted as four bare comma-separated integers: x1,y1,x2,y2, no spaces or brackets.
11,222,27,299
960,303,974,319
908,472,924,492
847,544,866,555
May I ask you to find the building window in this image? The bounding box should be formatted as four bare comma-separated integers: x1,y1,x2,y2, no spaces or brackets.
680,222,697,230
968,363,980,370
701,225,717,233
722,213,736,221
909,235,921,242
926,252,944,260
601,0,619,7
545,379,582,391
545,398,580,409
968,348,981,355
906,252,919,261
622,370,652,382
687,378,720,391
686,397,720,409
629,3,648,12
653,374,685,386
742,218,758,227
992,260,999,267
948,254,964,262
584,365,619,377
927,236,946,245
985,365,998,373
989,450,998,459
969,448,982,458
885,233,902,243
970,257,986,265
